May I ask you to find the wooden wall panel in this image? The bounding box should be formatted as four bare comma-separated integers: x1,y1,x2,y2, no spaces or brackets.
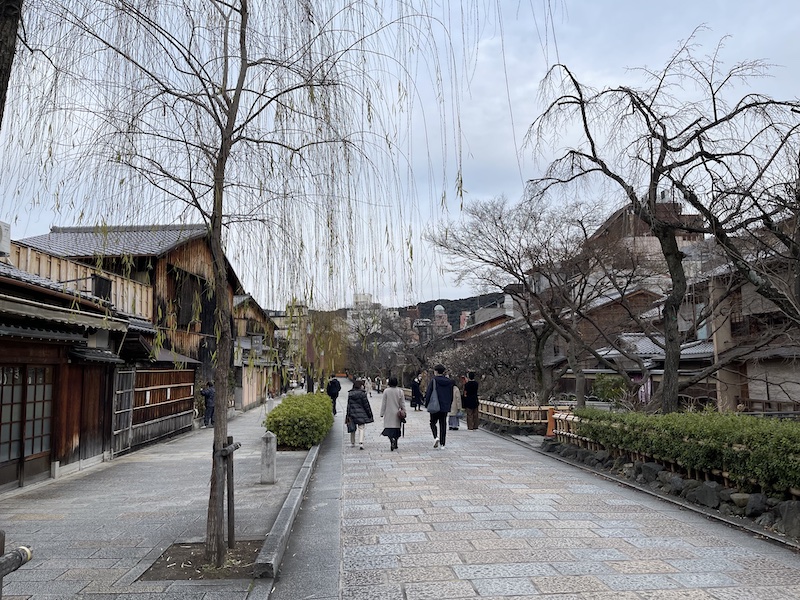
80,366,106,461
56,363,82,466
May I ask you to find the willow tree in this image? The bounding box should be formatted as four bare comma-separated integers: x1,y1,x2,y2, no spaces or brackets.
3,0,502,565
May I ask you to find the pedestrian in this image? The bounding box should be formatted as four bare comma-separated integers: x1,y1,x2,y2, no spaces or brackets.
346,379,374,450
410,372,424,410
200,381,215,428
425,364,455,449
448,379,463,430
380,376,406,451
464,371,480,430
325,374,341,415
365,376,373,398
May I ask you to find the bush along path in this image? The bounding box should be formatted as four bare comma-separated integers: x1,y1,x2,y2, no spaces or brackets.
540,438,800,548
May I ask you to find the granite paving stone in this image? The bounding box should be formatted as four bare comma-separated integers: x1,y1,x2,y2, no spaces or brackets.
403,579,476,600
638,591,717,600
471,576,540,595
597,573,683,591
532,574,610,594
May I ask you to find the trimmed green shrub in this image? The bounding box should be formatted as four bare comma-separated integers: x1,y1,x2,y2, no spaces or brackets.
263,392,334,450
591,373,628,402
574,408,800,493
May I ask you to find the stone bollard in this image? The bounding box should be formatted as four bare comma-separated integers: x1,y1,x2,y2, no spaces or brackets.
261,431,277,484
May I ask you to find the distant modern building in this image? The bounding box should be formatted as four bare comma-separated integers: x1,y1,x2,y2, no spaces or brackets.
432,304,452,337
413,318,433,345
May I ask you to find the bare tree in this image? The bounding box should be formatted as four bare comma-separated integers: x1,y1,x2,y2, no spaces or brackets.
427,193,676,407
527,31,800,412
430,324,539,401
426,195,560,398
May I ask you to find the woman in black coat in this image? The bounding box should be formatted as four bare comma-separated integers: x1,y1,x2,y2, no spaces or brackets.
346,379,374,449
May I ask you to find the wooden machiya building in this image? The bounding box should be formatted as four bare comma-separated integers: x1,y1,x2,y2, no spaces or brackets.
1,223,245,491
0,260,128,490
17,223,245,384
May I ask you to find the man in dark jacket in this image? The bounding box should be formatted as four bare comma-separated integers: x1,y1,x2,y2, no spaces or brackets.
326,375,341,415
410,373,424,410
463,371,480,430
200,381,215,428
425,364,454,449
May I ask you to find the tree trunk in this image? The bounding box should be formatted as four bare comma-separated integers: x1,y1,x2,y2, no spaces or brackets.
205,134,233,565
569,338,586,409
654,225,687,414
0,0,23,130
205,220,233,566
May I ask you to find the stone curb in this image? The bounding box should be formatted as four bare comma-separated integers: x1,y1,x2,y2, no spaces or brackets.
253,444,320,579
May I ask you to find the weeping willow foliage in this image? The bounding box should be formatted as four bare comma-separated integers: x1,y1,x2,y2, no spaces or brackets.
1,0,510,309
2,0,530,564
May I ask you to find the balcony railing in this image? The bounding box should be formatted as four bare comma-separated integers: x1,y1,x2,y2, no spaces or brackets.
10,242,152,320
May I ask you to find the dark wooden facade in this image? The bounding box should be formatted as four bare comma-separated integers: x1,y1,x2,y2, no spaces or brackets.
0,331,118,490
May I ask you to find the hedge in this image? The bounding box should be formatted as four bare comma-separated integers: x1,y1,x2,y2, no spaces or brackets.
573,408,800,493
263,392,334,449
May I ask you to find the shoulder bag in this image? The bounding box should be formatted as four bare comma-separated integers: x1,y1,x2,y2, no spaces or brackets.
426,381,440,413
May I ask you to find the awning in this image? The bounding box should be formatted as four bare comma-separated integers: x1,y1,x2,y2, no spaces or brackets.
0,296,128,332
0,323,85,342
69,347,126,364
153,348,201,365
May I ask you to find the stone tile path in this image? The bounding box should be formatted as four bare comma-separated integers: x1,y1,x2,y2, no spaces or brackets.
339,393,800,600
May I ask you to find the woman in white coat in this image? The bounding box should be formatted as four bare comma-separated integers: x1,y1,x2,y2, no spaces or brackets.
380,376,406,451
448,381,463,430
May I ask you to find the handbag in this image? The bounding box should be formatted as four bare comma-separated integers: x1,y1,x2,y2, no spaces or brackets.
426,382,440,413
397,407,407,421
345,416,357,433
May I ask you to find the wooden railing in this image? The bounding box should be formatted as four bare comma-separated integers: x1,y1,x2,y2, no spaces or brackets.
739,397,800,413
9,242,153,320
478,400,551,425
551,411,591,445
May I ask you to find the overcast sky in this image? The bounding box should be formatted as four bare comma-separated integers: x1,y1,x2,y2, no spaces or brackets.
3,1,800,310
403,0,800,306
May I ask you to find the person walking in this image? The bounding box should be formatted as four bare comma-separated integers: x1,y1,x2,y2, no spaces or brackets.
200,381,215,428
425,364,454,449
463,371,480,430
346,379,374,450
379,376,406,451
448,379,463,430
410,372,424,411
325,375,341,415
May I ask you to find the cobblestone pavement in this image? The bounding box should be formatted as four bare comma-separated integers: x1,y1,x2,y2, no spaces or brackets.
340,393,800,600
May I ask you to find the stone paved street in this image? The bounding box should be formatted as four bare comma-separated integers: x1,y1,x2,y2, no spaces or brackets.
2,381,800,599
338,390,800,600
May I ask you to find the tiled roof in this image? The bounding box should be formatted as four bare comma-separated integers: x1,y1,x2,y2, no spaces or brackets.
598,333,714,361
18,224,207,259
0,261,97,301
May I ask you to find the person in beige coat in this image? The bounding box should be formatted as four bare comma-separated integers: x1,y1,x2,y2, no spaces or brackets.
380,376,406,451
448,380,463,430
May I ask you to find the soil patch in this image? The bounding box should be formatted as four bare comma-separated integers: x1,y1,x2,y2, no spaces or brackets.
139,539,263,581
